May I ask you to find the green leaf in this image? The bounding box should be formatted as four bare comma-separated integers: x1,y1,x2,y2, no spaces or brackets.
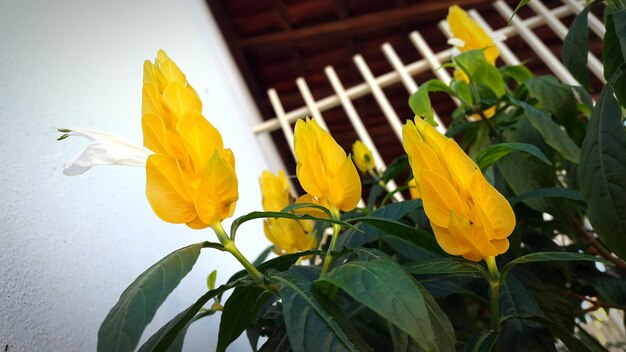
453,50,506,97
476,142,552,170
509,0,531,22
230,210,360,241
562,4,592,90
280,202,333,218
508,187,583,207
512,99,581,163
346,216,443,254
335,200,422,251
137,281,242,352
271,270,372,352
409,79,456,125
500,65,533,83
518,315,593,352
97,242,222,352
404,257,489,279
603,11,626,107
216,286,273,352
499,275,544,319
318,258,455,351
500,252,610,283
495,318,556,352
380,154,409,183
206,270,217,290
464,329,498,352
579,77,626,260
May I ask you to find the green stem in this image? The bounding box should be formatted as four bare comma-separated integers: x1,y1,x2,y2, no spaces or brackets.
211,222,269,289
485,256,501,332
320,216,342,276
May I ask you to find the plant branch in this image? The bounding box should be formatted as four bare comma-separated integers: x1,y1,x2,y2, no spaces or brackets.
570,216,626,272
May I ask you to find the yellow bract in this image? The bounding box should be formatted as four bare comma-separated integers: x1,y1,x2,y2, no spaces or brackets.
260,170,317,255
402,117,515,262
352,140,375,173
143,50,238,229
447,5,499,65
294,118,361,214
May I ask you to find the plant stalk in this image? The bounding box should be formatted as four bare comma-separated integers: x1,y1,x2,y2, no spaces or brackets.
485,256,501,332
320,219,342,276
211,222,269,289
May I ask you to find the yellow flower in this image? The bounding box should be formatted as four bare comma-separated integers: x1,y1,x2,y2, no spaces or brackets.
447,5,499,66
260,170,317,255
143,50,237,229
294,118,361,214
408,178,420,200
402,117,515,262
260,170,291,212
352,140,375,173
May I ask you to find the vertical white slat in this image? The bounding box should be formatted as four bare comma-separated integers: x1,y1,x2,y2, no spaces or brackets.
410,31,454,84
267,88,296,158
494,1,579,86
467,10,522,65
295,77,329,131
381,43,446,133
324,65,386,169
563,0,606,38
353,54,404,140
528,0,605,82
325,65,404,201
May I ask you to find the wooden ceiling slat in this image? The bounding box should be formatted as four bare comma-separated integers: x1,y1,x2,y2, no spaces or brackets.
238,0,491,49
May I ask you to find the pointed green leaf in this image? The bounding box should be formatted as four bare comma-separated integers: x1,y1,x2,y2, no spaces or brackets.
409,79,456,125
603,11,626,107
562,4,592,90
507,187,583,207
464,329,498,352
271,270,372,352
216,287,273,352
500,252,610,283
518,315,593,352
453,50,506,97
579,77,626,260
476,142,552,171
97,242,223,352
512,99,581,163
137,281,242,352
318,258,455,351
405,257,489,279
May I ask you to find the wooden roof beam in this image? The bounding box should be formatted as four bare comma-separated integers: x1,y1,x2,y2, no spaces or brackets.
238,0,491,49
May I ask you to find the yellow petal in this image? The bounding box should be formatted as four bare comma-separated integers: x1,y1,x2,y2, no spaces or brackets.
352,140,375,173
442,139,478,196
186,215,210,230
448,5,499,64
328,155,361,212
469,170,515,240
162,81,202,122
176,110,223,175
142,113,169,155
195,151,238,224
419,169,468,227
431,223,468,256
265,217,317,255
296,150,327,199
142,82,168,118
408,178,421,200
146,154,196,223
293,194,330,219
260,170,291,211
448,211,502,261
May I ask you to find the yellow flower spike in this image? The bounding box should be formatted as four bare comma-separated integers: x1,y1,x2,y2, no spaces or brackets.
260,170,291,212
402,117,515,262
141,50,238,230
447,5,499,65
259,170,318,256
195,151,238,226
263,218,317,256
294,118,361,213
352,140,375,173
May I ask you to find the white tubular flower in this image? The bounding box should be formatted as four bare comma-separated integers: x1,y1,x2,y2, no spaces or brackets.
59,128,152,176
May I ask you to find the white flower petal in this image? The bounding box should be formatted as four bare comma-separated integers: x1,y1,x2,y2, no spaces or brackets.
63,140,152,176
447,37,466,48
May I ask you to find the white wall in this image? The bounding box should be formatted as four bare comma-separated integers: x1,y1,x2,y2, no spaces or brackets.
0,0,278,350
